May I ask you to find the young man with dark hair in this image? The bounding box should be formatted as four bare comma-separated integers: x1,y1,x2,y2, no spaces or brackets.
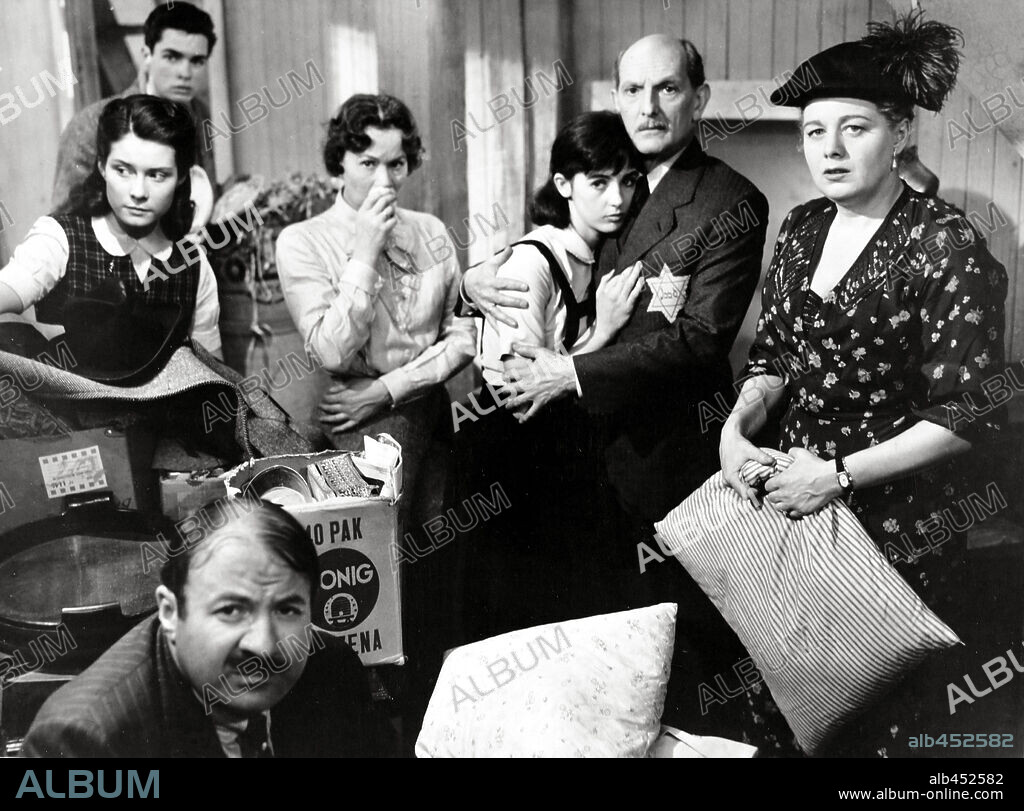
24,500,391,758
52,1,218,217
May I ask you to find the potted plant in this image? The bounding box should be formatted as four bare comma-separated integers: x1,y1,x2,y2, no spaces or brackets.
202,173,335,374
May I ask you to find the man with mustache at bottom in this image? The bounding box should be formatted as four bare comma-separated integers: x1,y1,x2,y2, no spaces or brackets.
23,500,391,758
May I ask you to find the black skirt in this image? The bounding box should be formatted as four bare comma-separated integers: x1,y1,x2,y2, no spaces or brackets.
455,384,615,640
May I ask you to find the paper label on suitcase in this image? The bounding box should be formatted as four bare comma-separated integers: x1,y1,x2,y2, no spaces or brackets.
38,445,108,499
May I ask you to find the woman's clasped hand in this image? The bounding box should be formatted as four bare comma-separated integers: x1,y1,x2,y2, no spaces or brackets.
760,448,843,519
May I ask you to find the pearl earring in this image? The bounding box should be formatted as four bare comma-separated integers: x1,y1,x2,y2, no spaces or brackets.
891,148,898,172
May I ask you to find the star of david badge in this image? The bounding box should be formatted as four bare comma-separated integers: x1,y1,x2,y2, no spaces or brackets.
646,264,689,323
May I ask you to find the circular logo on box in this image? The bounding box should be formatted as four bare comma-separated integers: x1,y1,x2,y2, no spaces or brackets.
314,548,379,631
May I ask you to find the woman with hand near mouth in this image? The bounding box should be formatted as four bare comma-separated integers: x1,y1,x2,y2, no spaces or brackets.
0,94,221,357
719,13,1008,756
276,92,476,506
463,111,646,639
276,95,476,716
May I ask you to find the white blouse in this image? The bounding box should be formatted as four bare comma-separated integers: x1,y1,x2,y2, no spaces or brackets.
479,224,596,389
275,191,476,405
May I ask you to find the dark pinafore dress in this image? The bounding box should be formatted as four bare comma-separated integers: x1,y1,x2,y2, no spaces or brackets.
460,238,617,641
18,214,206,450
35,214,199,327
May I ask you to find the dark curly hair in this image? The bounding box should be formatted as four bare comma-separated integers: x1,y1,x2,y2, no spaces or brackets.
61,95,196,241
529,111,643,228
323,93,424,177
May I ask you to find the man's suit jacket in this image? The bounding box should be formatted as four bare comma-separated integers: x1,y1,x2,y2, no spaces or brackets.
51,79,216,213
23,617,391,758
574,139,769,523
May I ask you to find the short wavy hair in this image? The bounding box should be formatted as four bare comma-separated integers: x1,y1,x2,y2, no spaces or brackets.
323,94,424,176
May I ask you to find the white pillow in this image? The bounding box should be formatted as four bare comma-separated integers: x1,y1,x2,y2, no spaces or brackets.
416,604,677,758
654,449,961,755
650,726,757,758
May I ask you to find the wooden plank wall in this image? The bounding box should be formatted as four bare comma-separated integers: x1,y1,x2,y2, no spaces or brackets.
220,0,469,252
568,0,891,108
912,0,1024,361
220,0,336,181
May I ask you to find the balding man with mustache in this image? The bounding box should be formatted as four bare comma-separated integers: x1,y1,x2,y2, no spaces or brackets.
24,500,391,758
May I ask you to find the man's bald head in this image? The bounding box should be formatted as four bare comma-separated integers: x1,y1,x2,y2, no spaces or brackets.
613,35,705,93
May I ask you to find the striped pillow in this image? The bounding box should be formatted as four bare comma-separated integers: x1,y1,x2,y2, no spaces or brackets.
654,449,961,755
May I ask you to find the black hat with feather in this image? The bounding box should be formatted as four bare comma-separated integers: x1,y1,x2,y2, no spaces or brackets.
770,10,963,112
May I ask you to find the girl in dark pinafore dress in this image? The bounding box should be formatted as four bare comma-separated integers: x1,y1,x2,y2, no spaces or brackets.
463,112,647,640
0,94,221,360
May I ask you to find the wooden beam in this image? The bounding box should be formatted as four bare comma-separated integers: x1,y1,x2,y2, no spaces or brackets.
426,0,468,258
205,0,233,185
92,0,136,95
523,0,569,205
63,0,102,111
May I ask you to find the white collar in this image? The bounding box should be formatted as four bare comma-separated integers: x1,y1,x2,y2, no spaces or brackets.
545,225,595,265
646,146,688,193
93,213,174,262
216,710,270,736
214,710,273,757
332,187,358,216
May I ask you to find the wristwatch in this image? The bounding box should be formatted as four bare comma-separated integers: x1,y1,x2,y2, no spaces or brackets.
835,455,855,495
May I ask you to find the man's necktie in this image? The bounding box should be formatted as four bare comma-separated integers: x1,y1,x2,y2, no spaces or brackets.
633,175,651,213
237,714,272,758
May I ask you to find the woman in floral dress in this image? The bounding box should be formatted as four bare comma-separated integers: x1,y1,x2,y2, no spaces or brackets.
719,14,1009,756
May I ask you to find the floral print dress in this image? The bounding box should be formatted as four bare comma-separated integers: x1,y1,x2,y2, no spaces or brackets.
742,185,1008,756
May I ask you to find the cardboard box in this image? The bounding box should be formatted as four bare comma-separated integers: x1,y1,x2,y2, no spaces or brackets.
0,425,156,534
222,441,404,667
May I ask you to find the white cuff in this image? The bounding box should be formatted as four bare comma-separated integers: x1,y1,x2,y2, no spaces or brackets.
379,368,411,406
341,258,383,296
570,356,582,397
